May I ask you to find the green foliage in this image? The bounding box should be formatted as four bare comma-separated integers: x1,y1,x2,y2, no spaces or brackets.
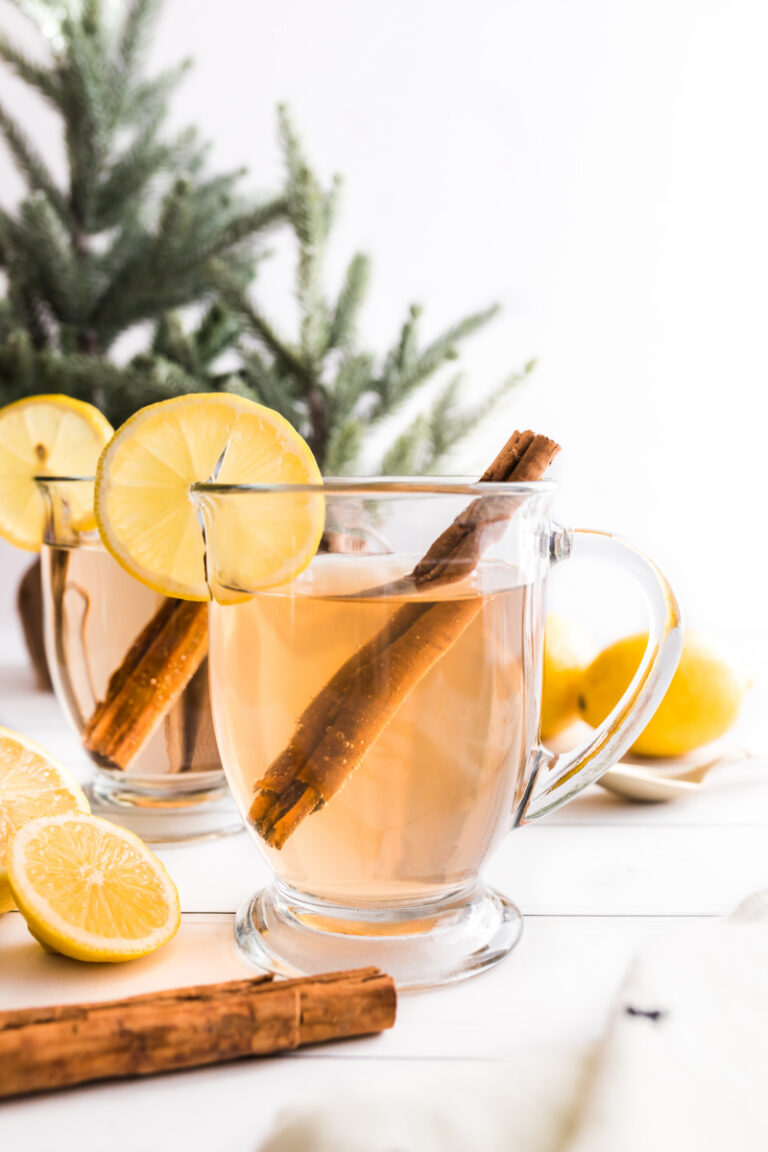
217,106,529,474
0,0,283,415
0,4,533,471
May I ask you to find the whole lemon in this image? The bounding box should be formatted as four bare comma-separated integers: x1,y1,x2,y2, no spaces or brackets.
541,615,596,739
578,630,745,757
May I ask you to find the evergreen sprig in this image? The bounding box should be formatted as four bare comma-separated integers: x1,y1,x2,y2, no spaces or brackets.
218,106,530,475
0,0,284,408
0,4,533,469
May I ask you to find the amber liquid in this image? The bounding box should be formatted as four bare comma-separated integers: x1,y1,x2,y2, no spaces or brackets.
210,555,542,905
42,542,221,778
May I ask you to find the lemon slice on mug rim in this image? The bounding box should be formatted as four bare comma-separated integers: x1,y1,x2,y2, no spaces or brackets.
0,395,113,550
95,393,324,602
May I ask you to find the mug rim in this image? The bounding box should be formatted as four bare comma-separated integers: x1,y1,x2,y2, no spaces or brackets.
191,477,558,497
33,474,559,497
34,474,94,483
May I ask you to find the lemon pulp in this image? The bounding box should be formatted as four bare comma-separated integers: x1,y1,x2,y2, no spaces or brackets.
0,395,113,550
95,393,324,601
0,727,89,914
8,813,180,961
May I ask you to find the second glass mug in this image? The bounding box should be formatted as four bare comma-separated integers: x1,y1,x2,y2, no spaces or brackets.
37,476,241,842
193,478,682,989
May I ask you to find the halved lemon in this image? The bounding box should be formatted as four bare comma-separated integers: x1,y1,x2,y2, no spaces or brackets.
8,813,181,961
0,726,90,914
0,395,114,550
95,394,324,602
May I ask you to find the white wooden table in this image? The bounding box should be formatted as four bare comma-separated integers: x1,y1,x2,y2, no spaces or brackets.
1,627,766,1152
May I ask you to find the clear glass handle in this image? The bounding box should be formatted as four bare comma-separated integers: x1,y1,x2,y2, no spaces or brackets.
516,527,683,825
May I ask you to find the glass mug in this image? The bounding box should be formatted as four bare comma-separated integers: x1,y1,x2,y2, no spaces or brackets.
193,478,681,988
37,477,241,842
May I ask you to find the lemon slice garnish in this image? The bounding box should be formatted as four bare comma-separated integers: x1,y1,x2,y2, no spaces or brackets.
8,813,181,962
94,393,324,602
0,726,90,914
0,395,114,550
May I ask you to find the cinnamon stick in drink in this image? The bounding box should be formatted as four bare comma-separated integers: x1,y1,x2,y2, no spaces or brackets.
164,657,222,773
0,968,396,1099
249,430,560,848
84,598,208,770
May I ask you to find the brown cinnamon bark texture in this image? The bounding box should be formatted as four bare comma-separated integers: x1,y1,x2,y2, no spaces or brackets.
164,657,222,773
0,968,396,1099
84,597,208,769
249,429,560,848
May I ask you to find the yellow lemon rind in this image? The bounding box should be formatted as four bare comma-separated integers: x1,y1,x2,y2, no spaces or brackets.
7,813,181,962
0,395,113,551
94,392,324,602
0,725,90,914
578,631,745,759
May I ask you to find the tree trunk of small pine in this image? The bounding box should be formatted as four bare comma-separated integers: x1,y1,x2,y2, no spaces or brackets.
17,559,53,692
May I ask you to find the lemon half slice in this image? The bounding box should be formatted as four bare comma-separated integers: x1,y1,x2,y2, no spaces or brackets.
8,813,181,961
0,726,90,914
0,395,113,550
95,394,324,602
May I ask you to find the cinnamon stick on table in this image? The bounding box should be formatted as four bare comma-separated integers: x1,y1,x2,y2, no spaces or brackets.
0,968,396,1100
249,430,560,849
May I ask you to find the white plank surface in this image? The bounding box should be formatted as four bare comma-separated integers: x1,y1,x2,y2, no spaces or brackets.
0,626,766,1150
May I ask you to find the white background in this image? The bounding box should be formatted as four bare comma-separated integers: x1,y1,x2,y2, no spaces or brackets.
1,0,766,646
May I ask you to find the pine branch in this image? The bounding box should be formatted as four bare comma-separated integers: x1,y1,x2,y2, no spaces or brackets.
93,126,196,230
324,417,365,476
370,303,500,422
226,109,529,474
150,303,240,377
122,61,193,125
117,0,160,78
278,104,332,364
277,104,308,206
0,299,15,342
379,415,431,476
193,302,240,367
437,360,535,448
374,352,534,477
0,12,299,428
327,349,375,424
374,304,421,412
60,17,112,229
0,328,36,392
232,357,304,429
16,194,76,323
0,205,8,266
151,312,198,375
423,373,465,464
242,305,315,393
0,337,202,427
0,102,69,221
327,252,370,351
7,281,51,348
0,31,58,102
90,182,281,342
213,262,314,392
196,196,286,255
322,174,343,242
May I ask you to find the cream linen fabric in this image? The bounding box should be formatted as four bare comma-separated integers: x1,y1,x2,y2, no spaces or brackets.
258,894,768,1152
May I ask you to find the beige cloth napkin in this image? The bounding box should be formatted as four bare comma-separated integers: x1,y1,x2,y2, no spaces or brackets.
258,894,768,1152
565,893,768,1151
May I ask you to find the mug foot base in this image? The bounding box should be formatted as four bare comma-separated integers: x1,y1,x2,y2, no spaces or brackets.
234,882,523,990
88,774,243,844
